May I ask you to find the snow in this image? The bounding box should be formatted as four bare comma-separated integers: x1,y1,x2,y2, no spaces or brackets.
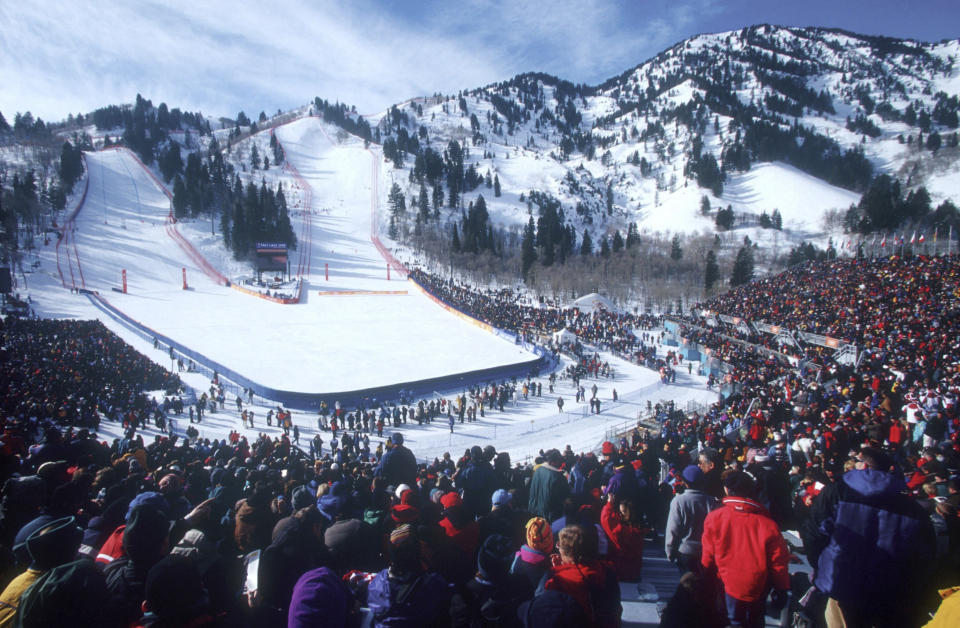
19,116,718,464
571,293,617,312
720,161,861,228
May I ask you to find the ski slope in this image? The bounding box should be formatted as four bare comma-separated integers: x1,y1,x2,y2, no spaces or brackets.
41,119,536,393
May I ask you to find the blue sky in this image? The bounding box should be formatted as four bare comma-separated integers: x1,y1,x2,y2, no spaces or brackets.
1,0,957,124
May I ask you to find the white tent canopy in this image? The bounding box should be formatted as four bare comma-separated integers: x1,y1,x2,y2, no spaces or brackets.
553,328,578,346
571,292,616,312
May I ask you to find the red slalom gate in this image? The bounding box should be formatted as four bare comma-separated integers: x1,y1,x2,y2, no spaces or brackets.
182,268,188,290
122,269,127,293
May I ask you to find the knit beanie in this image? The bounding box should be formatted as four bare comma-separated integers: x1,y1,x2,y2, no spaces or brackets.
477,534,514,583
144,554,209,622
388,523,420,573
525,516,554,554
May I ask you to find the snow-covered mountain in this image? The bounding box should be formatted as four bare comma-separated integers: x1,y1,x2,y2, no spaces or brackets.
3,24,959,301
372,24,960,251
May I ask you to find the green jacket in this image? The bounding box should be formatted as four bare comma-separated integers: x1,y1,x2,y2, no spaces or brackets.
527,463,569,522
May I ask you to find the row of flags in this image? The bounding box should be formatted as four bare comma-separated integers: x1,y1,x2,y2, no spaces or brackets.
838,226,954,252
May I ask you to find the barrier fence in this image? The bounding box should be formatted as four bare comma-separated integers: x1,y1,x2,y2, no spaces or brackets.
55,154,90,290
80,283,554,412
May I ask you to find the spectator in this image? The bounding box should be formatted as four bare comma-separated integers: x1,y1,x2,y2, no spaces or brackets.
287,566,356,628
375,433,417,489
528,450,569,522
366,524,449,627
457,446,497,520
804,447,936,627
600,494,645,582
450,533,533,626
0,516,81,627
439,492,480,560
701,471,790,628
14,559,109,628
664,465,718,574
136,554,215,628
541,524,621,628
478,488,526,549
104,504,172,627
510,516,555,591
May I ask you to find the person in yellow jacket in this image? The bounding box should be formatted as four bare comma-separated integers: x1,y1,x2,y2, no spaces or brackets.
925,586,960,628
0,516,82,627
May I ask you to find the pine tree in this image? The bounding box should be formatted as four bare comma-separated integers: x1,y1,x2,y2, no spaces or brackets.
612,230,624,253
704,249,720,290
418,185,430,222
250,144,259,170
59,141,83,189
771,209,782,230
730,244,754,287
389,183,406,218
172,176,188,218
600,236,610,258
580,230,593,256
626,222,640,248
493,174,501,197
521,217,537,278
159,143,183,183
700,195,711,215
715,206,735,230
452,223,462,252
670,235,683,260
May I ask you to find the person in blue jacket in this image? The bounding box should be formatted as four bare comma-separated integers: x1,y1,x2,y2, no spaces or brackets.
366,524,449,627
374,432,418,489
803,447,935,628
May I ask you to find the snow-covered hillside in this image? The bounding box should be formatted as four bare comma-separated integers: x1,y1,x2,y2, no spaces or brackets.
373,25,960,255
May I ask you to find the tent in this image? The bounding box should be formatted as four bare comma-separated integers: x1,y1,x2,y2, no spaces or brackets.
552,328,578,347
571,293,616,312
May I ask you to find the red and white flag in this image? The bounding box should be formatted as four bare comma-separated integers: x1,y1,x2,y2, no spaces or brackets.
910,231,916,245
881,235,887,247
919,233,925,244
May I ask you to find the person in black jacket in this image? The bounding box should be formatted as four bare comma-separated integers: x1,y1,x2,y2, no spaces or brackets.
103,504,171,627
450,534,533,627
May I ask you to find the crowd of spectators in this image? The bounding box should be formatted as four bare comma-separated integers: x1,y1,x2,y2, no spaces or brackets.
2,253,960,626
409,269,661,355
0,315,654,627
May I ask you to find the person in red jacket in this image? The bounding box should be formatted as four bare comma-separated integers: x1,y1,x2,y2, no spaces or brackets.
543,524,621,628
438,491,479,559
600,494,645,582
701,471,790,628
